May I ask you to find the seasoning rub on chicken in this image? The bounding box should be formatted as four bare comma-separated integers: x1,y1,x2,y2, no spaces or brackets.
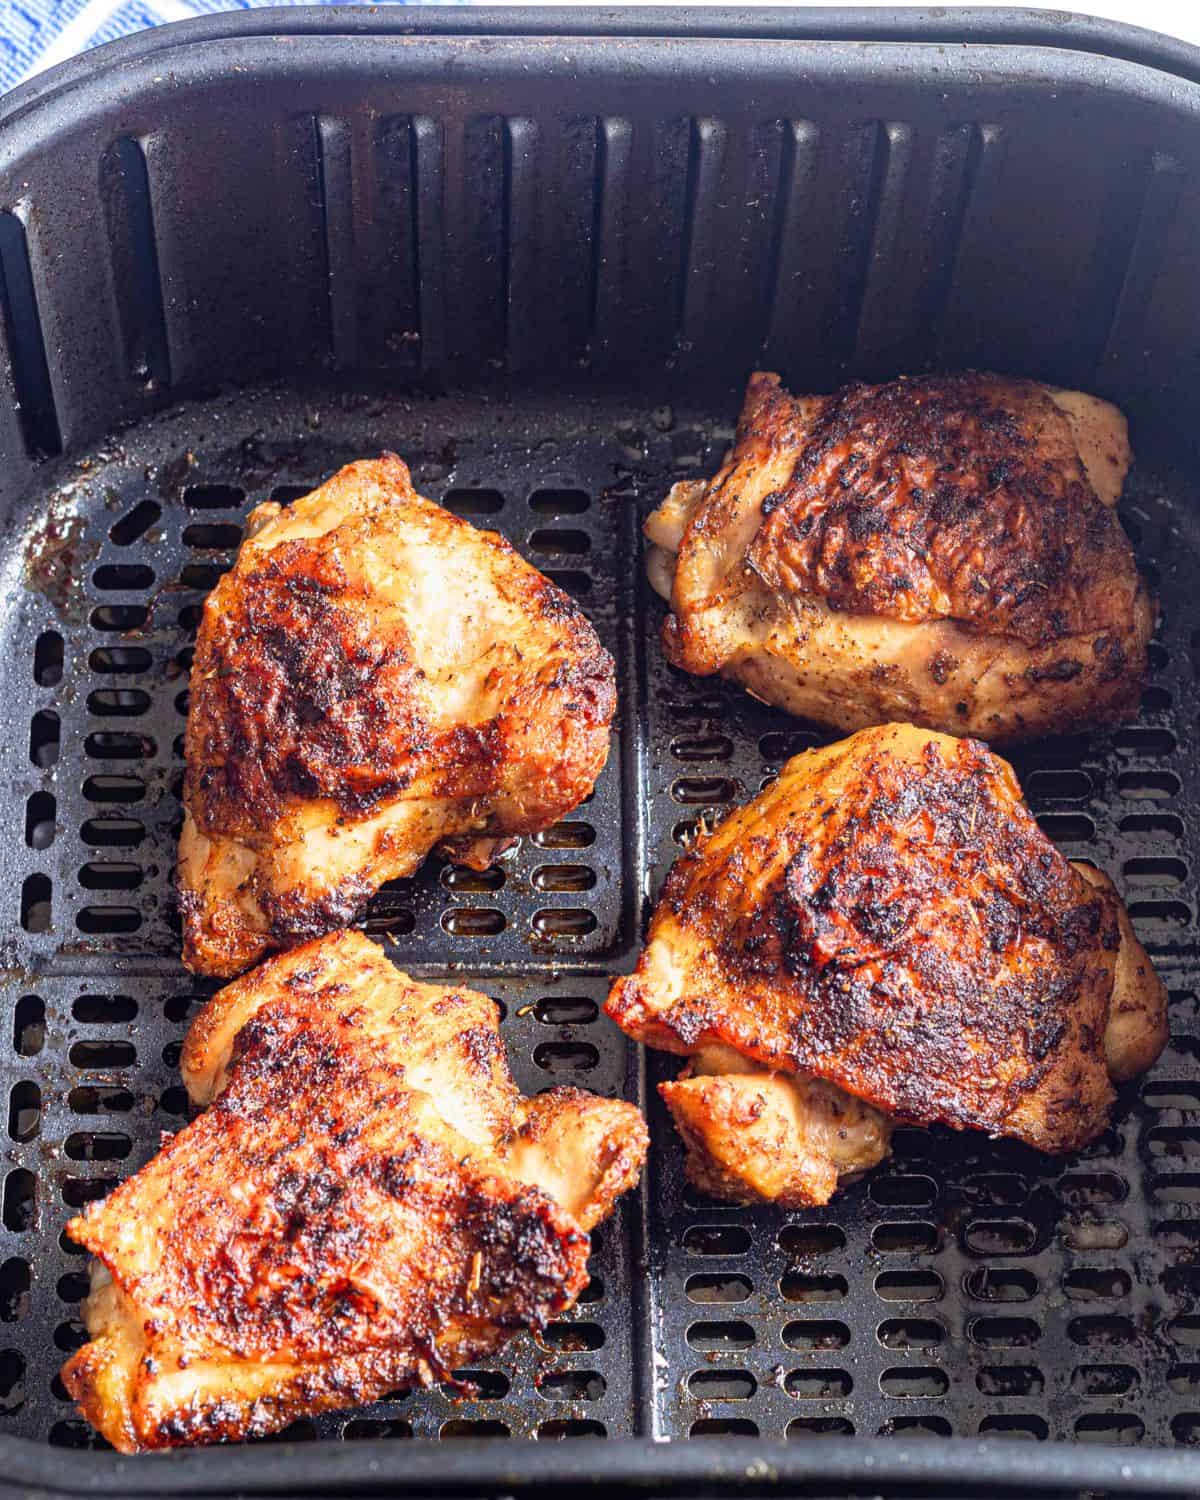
62,932,647,1451
179,455,615,977
608,724,1166,1207
646,371,1154,743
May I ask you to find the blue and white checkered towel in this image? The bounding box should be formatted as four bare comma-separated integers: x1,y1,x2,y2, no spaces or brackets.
0,0,453,94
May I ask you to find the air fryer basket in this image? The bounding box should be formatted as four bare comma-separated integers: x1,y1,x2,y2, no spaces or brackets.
1,7,1200,1496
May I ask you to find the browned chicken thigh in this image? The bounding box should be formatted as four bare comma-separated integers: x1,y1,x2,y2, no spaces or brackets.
62,933,647,1451
180,456,615,977
646,372,1154,742
608,724,1166,1207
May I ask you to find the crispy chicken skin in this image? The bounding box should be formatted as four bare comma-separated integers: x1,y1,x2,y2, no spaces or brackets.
180,456,616,977
646,372,1154,742
62,933,647,1452
608,725,1166,1206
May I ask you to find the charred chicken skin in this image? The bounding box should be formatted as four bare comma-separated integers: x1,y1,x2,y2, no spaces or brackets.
180,456,615,977
608,724,1166,1207
62,932,647,1452
646,372,1153,742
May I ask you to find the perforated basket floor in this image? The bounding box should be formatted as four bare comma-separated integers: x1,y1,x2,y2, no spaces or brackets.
1,382,1199,1459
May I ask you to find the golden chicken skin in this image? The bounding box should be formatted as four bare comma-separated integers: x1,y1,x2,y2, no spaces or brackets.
62,933,647,1452
608,724,1166,1207
180,455,615,977
646,372,1154,742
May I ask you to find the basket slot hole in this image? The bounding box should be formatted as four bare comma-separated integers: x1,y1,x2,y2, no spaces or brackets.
441,866,505,893
7,1084,39,1144
533,1041,599,1075
0,1261,30,1323
180,561,229,591
960,1172,1028,1207
530,864,596,894
682,1225,750,1256
688,1369,755,1400
529,528,590,557
62,1178,117,1209
12,997,43,1059
64,1133,131,1162
1075,1413,1144,1445
537,1322,605,1352
781,1273,848,1303
362,907,416,937
1058,1172,1127,1207
537,1369,606,1401
1170,1317,1200,1346
78,861,143,894
84,775,145,806
961,1218,1038,1256
68,1086,133,1114
1025,768,1092,801
964,1268,1037,1302
978,1415,1046,1440
76,906,142,935
183,484,244,510
440,908,506,938
440,1370,508,1400
89,646,152,674
672,777,737,805
2,1171,35,1232
1036,812,1095,842
544,569,592,598
1118,770,1181,800
1148,1126,1200,1158
443,488,505,516
877,1318,944,1349
93,564,153,591
691,1419,758,1437
69,1040,135,1069
529,489,589,516
879,1366,948,1399
1064,1267,1132,1301
685,1274,751,1305
81,817,145,848
871,1222,938,1254
440,1420,511,1440
49,1421,111,1449
532,908,598,938
787,1418,854,1439
670,735,734,763
870,1272,948,1308
537,1419,606,1439
1155,1172,1200,1204
782,1320,849,1351
343,1419,413,1440
976,1364,1044,1396
84,731,154,761
968,1317,1041,1349
183,522,242,550
1143,1079,1200,1110
1068,1315,1135,1347
869,1174,936,1207
785,1368,851,1399
688,1320,755,1351
29,710,59,769
778,1224,846,1256
531,822,595,850
1073,1363,1138,1397
1114,726,1176,757
533,998,598,1025
33,630,63,687
19,875,50,934
72,995,137,1024
109,500,161,546
759,730,822,762
24,791,55,850
87,688,151,718
90,604,149,633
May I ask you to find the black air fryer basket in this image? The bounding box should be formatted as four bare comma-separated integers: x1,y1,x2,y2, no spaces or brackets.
3,7,1200,1496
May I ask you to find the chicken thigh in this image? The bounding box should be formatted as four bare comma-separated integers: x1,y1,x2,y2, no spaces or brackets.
608,724,1166,1206
646,372,1153,742
62,933,647,1451
180,456,615,977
